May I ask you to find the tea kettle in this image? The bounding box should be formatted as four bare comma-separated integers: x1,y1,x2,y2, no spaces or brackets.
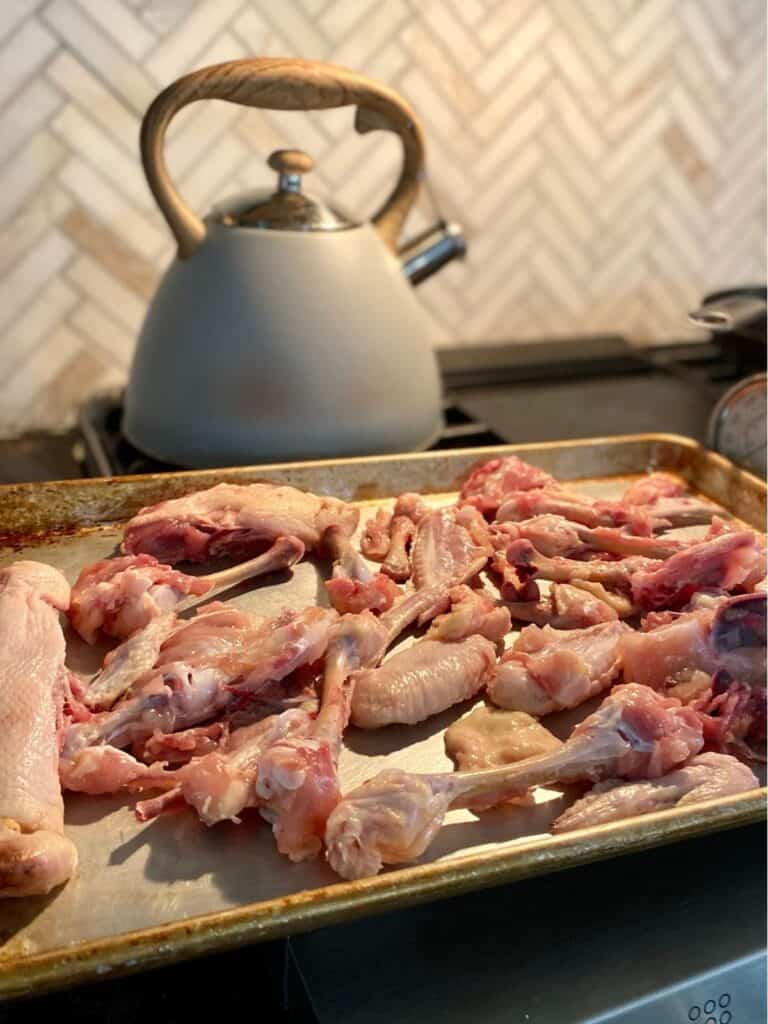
123,58,466,468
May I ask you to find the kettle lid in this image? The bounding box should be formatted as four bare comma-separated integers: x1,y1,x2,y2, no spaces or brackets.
208,149,357,232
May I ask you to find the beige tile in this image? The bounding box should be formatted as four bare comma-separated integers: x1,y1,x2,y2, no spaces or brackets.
25,343,114,431
0,1,42,44
331,0,409,69
475,6,551,93
0,228,72,334
612,0,675,56
321,0,378,39
60,206,159,300
419,1,484,70
0,277,77,377
0,77,61,155
0,17,57,109
66,253,147,332
70,300,137,365
400,21,484,119
472,53,550,139
46,51,139,154
0,184,72,279
145,0,244,83
74,0,157,60
0,324,81,429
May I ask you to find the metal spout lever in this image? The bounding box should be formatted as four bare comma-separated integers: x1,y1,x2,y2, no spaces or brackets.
399,220,467,286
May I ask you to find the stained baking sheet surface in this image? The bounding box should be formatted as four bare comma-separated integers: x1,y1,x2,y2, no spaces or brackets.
0,437,764,998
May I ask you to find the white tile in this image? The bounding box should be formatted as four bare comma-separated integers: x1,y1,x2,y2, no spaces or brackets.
550,0,616,77
180,134,250,212
331,0,409,70
75,0,156,59
163,29,247,139
0,183,71,278
66,254,146,332
474,0,536,50
537,206,590,278
679,1,733,83
51,104,154,211
141,0,195,36
601,104,669,182
57,157,166,260
0,130,65,224
43,0,156,111
0,77,61,156
472,52,550,139
0,323,81,425
468,143,542,226
145,0,245,83
400,67,466,146
261,0,328,58
399,21,483,118
365,40,409,83
0,0,42,44
476,6,551,93
0,276,77,375
612,0,674,55
446,0,485,28
472,100,546,181
300,0,331,16
546,79,606,163
668,86,720,164
420,1,484,70
321,0,377,39
70,300,136,365
610,19,680,99
541,122,601,203
531,247,584,315
45,50,139,154
537,164,595,242
583,0,622,35
0,17,57,108
0,229,72,334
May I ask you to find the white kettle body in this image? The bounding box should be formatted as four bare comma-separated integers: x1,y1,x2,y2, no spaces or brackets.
123,58,466,467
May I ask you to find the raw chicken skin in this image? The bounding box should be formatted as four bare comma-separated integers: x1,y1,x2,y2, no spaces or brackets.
427,585,511,643
553,752,758,833
621,473,685,506
350,635,497,729
504,582,627,629
459,456,556,515
326,684,703,878
122,482,357,563
323,524,399,615
489,620,631,715
360,508,392,561
445,706,562,772
0,562,78,897
85,612,177,711
631,532,766,610
69,554,210,643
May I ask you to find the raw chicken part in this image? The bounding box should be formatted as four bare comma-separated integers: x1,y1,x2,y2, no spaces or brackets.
139,721,227,766
459,455,556,515
135,709,312,825
427,585,511,642
360,508,392,561
489,620,631,715
255,612,388,860
325,684,703,878
631,531,766,610
122,482,358,564
350,634,497,728
69,555,209,644
60,604,338,793
553,752,758,833
0,562,78,897
381,516,416,582
499,538,658,600
84,612,177,711
322,524,399,615
445,706,562,772
504,581,629,629
696,676,766,762
621,473,686,506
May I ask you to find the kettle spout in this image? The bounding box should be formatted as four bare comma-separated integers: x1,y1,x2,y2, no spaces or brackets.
398,220,466,286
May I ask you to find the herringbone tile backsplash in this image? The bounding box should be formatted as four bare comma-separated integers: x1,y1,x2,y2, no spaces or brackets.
0,0,765,436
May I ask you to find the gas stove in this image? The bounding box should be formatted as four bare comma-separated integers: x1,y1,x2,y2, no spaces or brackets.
76,334,762,479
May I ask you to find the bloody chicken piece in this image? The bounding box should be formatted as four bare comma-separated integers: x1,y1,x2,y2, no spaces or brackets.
696,676,767,763
122,482,358,564
552,752,758,833
426,585,511,643
0,562,78,898
350,634,497,729
631,531,766,610
459,455,556,516
325,684,703,878
322,525,399,615
489,619,631,715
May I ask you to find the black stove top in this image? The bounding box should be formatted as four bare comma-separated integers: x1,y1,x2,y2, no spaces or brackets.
76,334,761,479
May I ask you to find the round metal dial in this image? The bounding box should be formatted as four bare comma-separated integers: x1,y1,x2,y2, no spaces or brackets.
708,372,767,478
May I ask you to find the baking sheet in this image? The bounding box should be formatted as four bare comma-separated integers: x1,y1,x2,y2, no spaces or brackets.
0,435,764,998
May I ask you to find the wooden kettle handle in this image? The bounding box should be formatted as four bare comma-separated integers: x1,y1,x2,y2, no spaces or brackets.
141,57,425,258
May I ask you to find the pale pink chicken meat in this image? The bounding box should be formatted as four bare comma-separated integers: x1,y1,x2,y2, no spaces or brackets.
326,684,703,878
84,612,177,711
426,585,511,643
360,508,392,561
122,482,357,564
489,619,631,715
380,493,428,581
350,634,497,729
445,706,562,772
553,752,758,833
0,562,78,897
60,603,338,793
504,581,631,629
322,525,399,615
459,455,556,516
621,473,686,506
631,531,766,610
255,612,388,860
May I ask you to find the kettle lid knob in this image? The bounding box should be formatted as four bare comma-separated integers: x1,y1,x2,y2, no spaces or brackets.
268,149,314,193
